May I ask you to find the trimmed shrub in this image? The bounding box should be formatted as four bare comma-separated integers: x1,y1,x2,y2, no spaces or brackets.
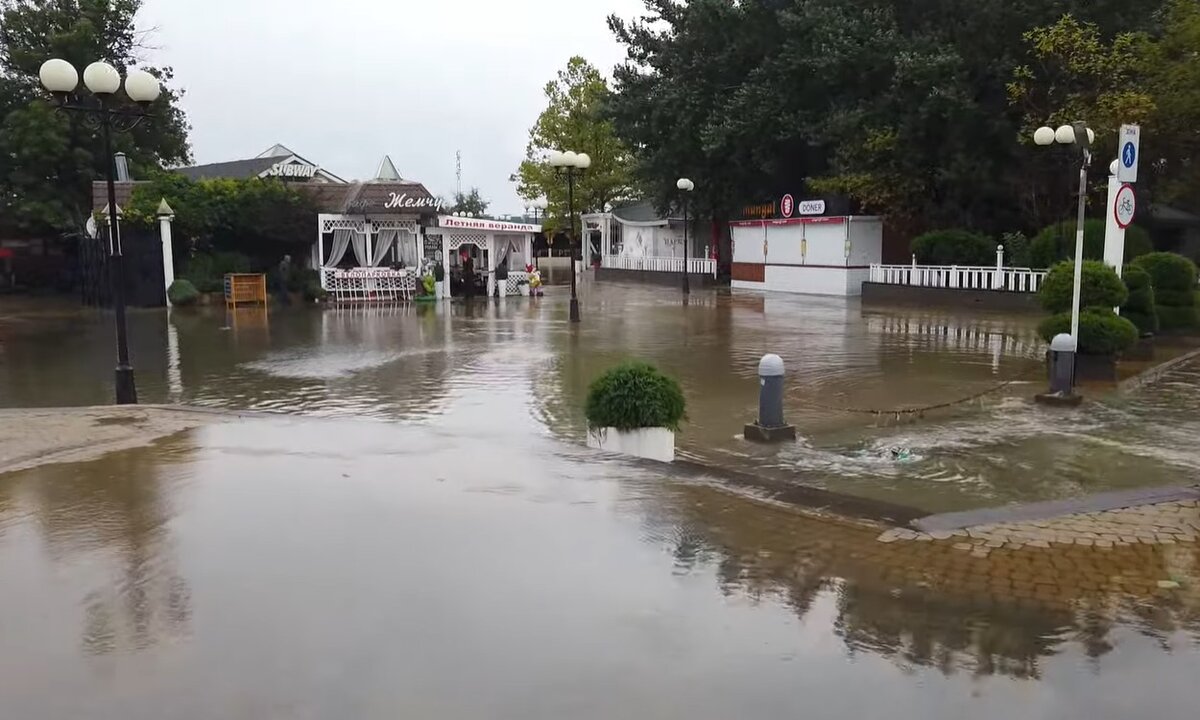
1030,219,1152,268
1157,305,1198,330
1038,260,1128,314
302,281,327,302
1037,309,1139,355
585,361,686,432
1120,265,1158,336
182,251,253,293
910,229,994,266
1133,252,1198,330
1133,252,1197,292
167,279,200,306
1001,231,1032,267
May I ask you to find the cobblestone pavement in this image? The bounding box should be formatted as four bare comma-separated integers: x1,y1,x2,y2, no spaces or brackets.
878,500,1200,555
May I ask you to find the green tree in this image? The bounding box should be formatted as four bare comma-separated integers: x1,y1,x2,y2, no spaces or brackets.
1142,0,1200,210
447,187,489,217
0,0,191,236
514,56,636,234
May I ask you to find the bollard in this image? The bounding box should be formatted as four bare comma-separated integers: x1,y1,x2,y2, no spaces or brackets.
1035,333,1083,406
744,353,797,442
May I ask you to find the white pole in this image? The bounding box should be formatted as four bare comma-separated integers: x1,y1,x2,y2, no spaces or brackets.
158,212,176,304
1103,170,1126,277
995,244,1004,290
1070,162,1088,341
317,215,327,290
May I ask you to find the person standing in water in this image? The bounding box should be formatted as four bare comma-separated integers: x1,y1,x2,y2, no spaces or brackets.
276,254,292,306
462,251,475,299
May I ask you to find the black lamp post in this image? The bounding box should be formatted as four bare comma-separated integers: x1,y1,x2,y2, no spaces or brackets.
39,58,162,405
549,150,590,323
676,177,695,295
526,197,548,270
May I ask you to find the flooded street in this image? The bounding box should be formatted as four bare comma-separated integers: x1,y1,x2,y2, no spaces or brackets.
2,284,1200,718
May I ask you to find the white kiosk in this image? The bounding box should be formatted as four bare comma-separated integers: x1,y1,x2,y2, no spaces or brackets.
731,205,883,296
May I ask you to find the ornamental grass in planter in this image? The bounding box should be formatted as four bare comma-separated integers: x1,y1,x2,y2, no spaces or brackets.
585,361,685,463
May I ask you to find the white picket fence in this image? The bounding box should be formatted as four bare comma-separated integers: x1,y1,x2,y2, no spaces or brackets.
602,254,717,276
869,263,1047,293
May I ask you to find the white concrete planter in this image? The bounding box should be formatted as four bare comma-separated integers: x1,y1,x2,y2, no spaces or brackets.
586,426,675,463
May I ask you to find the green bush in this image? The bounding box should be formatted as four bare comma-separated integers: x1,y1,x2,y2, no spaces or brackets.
1037,309,1139,355
1157,305,1198,330
166,278,200,306
585,361,686,432
1030,219,1152,268
1132,252,1197,292
287,266,319,292
1038,260,1128,313
1151,289,1196,307
910,229,995,266
1001,231,1032,267
1120,265,1158,336
182,251,253,293
302,281,327,302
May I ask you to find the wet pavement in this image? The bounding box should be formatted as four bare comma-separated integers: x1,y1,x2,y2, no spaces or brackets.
3,284,1200,513
2,285,1200,718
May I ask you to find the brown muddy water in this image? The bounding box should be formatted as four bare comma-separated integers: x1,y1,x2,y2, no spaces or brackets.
1,286,1200,718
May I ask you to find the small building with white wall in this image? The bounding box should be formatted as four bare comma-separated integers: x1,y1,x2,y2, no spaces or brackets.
730,206,883,296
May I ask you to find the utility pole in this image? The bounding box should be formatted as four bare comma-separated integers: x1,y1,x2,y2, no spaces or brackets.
456,150,462,197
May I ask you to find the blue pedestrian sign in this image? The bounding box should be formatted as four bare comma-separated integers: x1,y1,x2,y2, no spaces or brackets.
1118,124,1140,182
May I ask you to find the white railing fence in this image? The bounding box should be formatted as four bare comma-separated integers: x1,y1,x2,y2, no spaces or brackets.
869,262,1047,293
601,254,717,277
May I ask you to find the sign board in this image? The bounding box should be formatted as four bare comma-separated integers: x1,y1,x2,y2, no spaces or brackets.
1114,184,1136,228
423,235,441,255
439,216,541,233
263,162,318,179
333,267,410,279
780,194,794,218
798,199,826,216
1118,124,1140,183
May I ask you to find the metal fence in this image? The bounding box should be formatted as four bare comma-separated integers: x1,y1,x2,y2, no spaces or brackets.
869,263,1047,293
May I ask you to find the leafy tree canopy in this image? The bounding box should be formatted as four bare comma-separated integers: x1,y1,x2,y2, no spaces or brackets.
0,0,191,236
514,56,636,234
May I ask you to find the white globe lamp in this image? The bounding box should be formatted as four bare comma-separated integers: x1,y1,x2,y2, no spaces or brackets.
124,69,161,103
39,58,78,94
1033,126,1055,146
1055,125,1076,144
82,61,121,95
576,152,591,169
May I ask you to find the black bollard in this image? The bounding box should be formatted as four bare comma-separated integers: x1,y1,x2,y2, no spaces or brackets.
1035,333,1083,406
744,353,797,442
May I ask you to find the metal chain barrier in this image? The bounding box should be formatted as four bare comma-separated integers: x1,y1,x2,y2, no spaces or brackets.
792,367,1043,421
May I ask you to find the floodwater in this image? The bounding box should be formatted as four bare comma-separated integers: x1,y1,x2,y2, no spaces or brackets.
3,283,1200,513
2,285,1200,718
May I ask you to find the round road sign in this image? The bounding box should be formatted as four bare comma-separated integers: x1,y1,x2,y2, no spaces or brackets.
780,193,794,218
1114,184,1136,229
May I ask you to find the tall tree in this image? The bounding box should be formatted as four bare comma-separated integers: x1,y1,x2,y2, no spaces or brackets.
513,56,635,233
0,0,191,237
448,187,489,217
1142,0,1200,210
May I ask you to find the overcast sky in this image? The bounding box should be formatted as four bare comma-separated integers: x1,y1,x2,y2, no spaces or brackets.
137,0,646,216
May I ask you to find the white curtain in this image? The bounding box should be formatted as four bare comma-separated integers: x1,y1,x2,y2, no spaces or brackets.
372,229,397,266
398,232,420,267
350,231,368,267
324,229,353,268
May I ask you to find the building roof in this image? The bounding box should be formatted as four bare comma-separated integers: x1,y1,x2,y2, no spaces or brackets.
175,157,280,181
92,179,439,215
610,200,680,226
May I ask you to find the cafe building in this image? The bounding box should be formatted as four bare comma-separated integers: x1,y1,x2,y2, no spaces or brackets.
729,195,884,296
93,144,541,302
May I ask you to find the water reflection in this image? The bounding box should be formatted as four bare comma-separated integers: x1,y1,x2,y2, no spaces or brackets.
3,286,1200,513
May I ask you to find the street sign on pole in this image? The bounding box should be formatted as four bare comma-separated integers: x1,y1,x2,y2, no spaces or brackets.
1114,184,1136,228
1118,124,1140,183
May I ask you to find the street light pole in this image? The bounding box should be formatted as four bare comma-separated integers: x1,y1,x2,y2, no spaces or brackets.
549,150,590,323
676,177,695,295
39,59,161,405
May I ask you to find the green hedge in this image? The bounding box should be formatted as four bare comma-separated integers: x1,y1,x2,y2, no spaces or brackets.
1157,305,1198,330
1151,289,1196,307
1038,260,1128,314
585,361,686,431
1030,219,1152,268
1037,309,1139,355
1120,265,1158,336
1132,252,1197,292
167,279,200,306
911,229,995,266
181,251,252,293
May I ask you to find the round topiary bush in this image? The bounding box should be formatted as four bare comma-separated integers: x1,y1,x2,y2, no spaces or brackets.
1037,309,1139,355
1132,252,1197,292
585,361,686,432
1030,219,1152,268
1038,260,1128,314
1132,252,1198,330
910,229,995,266
167,278,200,306
1120,265,1158,336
